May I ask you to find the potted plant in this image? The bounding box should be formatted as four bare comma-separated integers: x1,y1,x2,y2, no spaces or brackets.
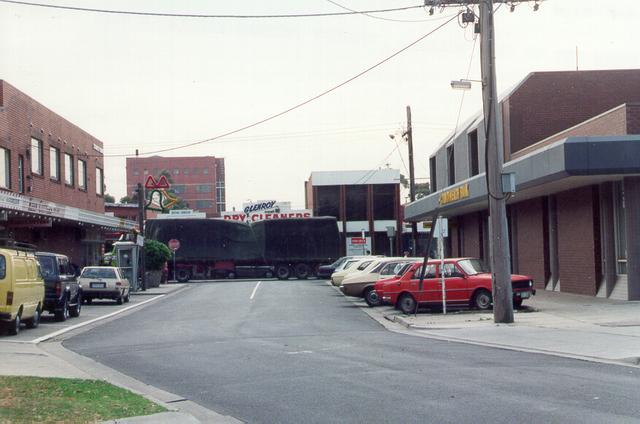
144,239,172,288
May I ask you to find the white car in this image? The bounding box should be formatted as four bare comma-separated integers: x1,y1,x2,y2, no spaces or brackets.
78,266,130,305
331,258,377,286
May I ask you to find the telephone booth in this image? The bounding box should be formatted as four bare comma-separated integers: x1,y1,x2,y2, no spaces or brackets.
114,241,141,291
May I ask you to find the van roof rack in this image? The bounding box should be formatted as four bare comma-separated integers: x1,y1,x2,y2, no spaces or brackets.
0,238,37,252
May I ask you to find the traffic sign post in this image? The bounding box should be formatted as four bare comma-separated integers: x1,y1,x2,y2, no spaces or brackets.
168,239,180,282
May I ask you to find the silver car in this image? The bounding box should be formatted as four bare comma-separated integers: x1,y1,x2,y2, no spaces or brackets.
78,266,130,305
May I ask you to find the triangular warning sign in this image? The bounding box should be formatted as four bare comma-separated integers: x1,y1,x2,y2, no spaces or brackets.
144,175,158,189
156,175,170,189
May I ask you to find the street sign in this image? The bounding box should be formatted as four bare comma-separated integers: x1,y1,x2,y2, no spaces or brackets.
351,237,366,245
156,175,170,189
168,238,180,251
144,176,157,189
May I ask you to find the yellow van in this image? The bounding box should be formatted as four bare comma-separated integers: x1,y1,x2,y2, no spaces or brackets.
0,247,45,336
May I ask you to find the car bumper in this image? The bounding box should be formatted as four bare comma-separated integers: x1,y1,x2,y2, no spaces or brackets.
0,312,12,320
339,283,369,297
514,289,535,299
83,288,121,298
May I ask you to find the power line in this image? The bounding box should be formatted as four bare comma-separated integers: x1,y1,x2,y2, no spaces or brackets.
324,0,457,23
0,0,426,18
97,12,460,158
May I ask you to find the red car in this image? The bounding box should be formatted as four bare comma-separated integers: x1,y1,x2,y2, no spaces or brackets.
374,258,535,314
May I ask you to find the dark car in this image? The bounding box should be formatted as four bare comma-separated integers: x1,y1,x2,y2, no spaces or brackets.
36,252,82,321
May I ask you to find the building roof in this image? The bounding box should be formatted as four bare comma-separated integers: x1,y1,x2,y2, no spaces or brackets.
309,169,400,186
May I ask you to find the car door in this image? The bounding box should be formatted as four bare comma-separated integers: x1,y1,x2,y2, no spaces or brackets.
58,257,78,302
409,264,438,303
437,262,468,304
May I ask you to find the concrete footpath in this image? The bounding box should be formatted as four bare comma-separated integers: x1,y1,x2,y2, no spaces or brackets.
374,290,640,367
0,284,240,424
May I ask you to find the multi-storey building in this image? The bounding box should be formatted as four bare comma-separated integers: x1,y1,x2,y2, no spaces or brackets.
125,156,226,217
405,69,640,301
305,169,402,256
0,80,135,265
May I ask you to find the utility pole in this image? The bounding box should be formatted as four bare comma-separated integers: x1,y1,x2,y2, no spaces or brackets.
406,106,418,256
423,0,538,323
137,182,146,291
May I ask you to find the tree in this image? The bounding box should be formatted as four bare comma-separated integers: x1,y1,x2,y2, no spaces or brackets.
104,193,115,203
144,239,172,271
120,194,137,204
399,173,431,201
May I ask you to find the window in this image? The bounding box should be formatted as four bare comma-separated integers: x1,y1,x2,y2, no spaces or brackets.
372,184,395,220
183,168,190,175
203,167,209,175
173,168,179,175
172,184,186,194
0,147,10,189
613,182,627,274
442,263,463,278
468,130,479,177
143,169,149,175
345,185,367,220
447,144,455,186
64,153,74,185
50,147,60,181
96,167,104,196
0,255,5,280
429,156,437,192
316,185,340,217
196,184,212,193
133,169,140,176
195,200,213,209
414,264,436,279
17,155,24,193
30,138,43,175
192,168,200,175
78,159,87,190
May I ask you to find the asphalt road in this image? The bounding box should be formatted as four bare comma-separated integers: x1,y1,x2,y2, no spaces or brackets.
65,280,640,424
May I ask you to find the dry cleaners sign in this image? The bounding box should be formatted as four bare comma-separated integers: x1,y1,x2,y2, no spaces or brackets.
222,200,312,222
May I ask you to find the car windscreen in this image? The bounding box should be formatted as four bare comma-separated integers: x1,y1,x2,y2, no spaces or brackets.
457,259,489,275
81,268,117,279
331,257,347,268
38,256,57,278
343,260,358,270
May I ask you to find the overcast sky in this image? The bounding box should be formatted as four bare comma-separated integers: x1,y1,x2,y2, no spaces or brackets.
1,0,638,210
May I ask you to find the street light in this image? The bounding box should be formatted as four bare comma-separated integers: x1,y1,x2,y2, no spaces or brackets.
450,78,483,90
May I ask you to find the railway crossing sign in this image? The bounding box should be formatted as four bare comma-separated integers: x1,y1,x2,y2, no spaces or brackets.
144,175,170,189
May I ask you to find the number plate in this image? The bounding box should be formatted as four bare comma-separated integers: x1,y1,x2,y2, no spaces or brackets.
90,282,106,288
519,291,531,299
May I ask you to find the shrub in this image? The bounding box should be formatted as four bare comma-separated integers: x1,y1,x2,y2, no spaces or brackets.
145,239,172,271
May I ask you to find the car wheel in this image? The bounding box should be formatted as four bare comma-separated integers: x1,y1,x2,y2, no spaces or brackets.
275,264,290,280
176,269,191,283
364,287,382,307
227,271,236,279
513,298,523,309
70,294,82,318
294,263,310,280
398,293,417,314
26,307,41,329
124,290,130,303
8,311,21,336
55,298,69,322
116,292,124,305
473,289,492,310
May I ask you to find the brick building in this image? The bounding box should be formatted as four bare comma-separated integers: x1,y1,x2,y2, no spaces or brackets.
305,169,402,256
405,69,640,301
0,80,135,265
126,156,226,218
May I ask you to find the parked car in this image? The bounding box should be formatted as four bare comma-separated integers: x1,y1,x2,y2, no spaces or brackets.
317,256,368,279
330,257,377,286
377,258,535,314
340,258,417,305
0,245,44,335
36,252,82,321
78,266,130,304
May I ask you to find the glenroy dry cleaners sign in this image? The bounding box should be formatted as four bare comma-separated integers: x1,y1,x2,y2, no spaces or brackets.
221,200,312,222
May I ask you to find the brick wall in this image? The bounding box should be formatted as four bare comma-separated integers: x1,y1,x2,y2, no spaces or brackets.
513,198,548,289
556,186,600,296
506,70,640,155
0,80,105,212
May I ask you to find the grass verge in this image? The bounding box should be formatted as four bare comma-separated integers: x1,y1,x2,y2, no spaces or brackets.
0,376,166,423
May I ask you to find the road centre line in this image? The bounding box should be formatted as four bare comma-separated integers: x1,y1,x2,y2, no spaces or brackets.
250,281,262,300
